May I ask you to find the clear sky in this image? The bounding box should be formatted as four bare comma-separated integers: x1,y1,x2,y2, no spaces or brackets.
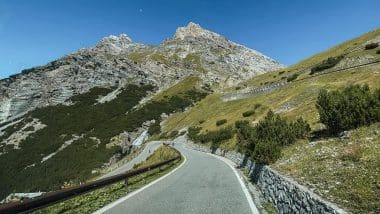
0,0,379,79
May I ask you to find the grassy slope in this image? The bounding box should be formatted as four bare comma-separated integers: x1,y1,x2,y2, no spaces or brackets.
163,28,380,213
37,145,181,214
233,28,380,90
152,76,200,101
164,66,380,132
273,123,380,213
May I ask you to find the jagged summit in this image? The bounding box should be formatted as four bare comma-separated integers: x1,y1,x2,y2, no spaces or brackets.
173,22,223,41
95,33,133,53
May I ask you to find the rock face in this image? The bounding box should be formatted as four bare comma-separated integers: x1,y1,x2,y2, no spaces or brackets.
95,33,133,54
162,22,284,86
0,22,283,122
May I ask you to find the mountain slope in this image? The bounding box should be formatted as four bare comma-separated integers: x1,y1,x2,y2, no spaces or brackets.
0,77,208,199
0,22,283,123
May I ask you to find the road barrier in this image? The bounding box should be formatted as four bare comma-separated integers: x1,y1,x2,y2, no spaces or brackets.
0,150,181,214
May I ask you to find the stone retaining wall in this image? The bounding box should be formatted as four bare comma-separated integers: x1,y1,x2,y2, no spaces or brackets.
221,81,287,101
185,140,346,214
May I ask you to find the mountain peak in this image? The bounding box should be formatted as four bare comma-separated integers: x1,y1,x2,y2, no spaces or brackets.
173,22,221,40
95,33,133,53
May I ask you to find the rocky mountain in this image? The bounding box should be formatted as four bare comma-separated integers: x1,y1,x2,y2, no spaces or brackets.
0,22,283,123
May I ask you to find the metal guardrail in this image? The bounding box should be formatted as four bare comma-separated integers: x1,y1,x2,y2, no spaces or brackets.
0,151,181,214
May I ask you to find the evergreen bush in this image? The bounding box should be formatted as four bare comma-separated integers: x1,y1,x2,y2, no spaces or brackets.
316,84,380,134
216,119,227,126
242,110,255,117
310,55,344,74
364,43,379,50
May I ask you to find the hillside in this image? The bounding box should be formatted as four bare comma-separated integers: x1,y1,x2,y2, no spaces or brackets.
163,28,380,213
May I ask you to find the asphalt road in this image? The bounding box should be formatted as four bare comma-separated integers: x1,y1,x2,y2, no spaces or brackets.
95,137,257,214
100,141,163,179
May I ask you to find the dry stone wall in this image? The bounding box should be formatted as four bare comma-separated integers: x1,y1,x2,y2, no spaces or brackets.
184,140,346,214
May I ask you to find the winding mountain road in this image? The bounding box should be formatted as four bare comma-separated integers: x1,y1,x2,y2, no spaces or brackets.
100,141,164,179
95,137,258,214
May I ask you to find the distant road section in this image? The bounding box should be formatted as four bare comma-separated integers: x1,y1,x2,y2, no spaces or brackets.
99,141,163,179
96,137,257,214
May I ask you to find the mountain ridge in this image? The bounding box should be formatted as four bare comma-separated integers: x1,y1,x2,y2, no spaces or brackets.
0,22,283,123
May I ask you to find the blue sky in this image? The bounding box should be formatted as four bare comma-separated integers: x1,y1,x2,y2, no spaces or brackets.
0,0,379,79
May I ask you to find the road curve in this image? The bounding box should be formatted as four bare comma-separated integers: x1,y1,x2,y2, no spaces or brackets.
95,137,257,214
100,141,164,179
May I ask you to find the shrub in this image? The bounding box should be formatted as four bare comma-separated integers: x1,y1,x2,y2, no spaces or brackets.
310,55,344,74
159,132,168,139
252,140,281,164
376,50,380,54
235,110,310,164
187,126,201,141
209,126,234,150
235,120,256,155
254,111,296,146
278,71,285,75
242,110,255,117
287,73,299,82
254,103,262,109
290,117,311,138
316,85,380,134
167,130,179,139
216,119,227,126
148,120,161,136
364,43,379,50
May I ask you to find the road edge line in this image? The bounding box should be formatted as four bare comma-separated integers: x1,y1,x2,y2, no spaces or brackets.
93,154,187,214
207,153,260,214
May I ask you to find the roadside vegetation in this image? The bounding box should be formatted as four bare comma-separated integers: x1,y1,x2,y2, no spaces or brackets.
273,123,380,213
36,145,182,214
310,55,344,75
316,84,380,134
188,111,310,164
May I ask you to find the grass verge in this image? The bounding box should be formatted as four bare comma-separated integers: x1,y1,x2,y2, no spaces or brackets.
35,145,182,214
272,123,380,213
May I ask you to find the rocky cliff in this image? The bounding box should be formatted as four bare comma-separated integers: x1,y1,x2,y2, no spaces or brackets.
0,22,283,122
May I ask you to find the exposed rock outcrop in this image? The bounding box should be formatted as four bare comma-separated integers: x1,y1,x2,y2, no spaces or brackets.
0,22,283,123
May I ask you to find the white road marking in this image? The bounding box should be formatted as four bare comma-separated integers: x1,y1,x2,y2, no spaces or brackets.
93,154,187,214
206,153,260,214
